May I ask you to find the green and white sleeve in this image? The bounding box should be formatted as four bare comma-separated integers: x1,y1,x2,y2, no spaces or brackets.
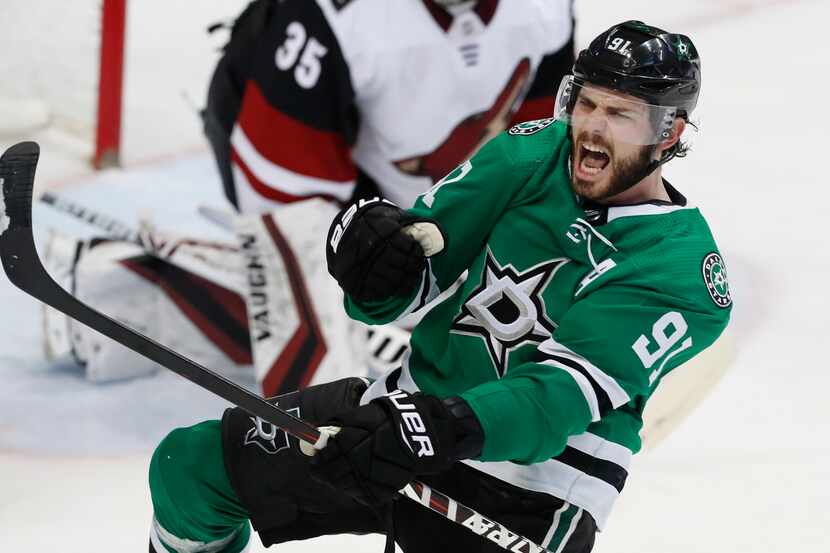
461,284,730,463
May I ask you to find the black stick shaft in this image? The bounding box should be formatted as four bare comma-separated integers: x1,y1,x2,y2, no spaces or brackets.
40,191,140,242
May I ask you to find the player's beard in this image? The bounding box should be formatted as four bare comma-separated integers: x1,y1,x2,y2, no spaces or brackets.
571,135,656,202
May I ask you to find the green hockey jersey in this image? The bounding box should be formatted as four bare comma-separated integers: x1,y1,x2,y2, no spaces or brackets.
348,119,732,528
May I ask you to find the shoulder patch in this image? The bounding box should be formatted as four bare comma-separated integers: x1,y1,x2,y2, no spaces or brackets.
701,252,731,308
508,118,555,136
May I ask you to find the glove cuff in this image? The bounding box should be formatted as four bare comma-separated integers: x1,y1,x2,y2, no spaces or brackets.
441,396,484,461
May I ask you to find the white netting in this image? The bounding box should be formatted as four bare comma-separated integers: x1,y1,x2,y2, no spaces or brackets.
0,1,103,140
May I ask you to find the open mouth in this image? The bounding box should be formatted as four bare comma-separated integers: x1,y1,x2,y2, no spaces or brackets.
577,142,611,179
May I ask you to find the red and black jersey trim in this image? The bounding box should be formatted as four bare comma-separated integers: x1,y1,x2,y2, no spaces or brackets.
230,143,350,205
422,0,500,32
120,256,252,365
247,0,358,138
236,81,356,184
259,215,327,396
474,0,500,25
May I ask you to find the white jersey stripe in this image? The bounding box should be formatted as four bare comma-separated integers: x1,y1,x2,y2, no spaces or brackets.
607,203,696,222
362,366,623,530
539,338,631,408
462,456,620,530
149,525,167,553
231,125,355,201
540,359,601,421
566,432,633,470
151,517,243,553
398,269,430,320
367,263,467,328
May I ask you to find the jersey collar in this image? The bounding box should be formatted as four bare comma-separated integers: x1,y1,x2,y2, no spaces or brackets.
422,0,500,32
578,180,693,226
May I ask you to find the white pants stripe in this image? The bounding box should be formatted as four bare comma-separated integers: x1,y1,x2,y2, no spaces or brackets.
541,501,571,548
555,508,583,553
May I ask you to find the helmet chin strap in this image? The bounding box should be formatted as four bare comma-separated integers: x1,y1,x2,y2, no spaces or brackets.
631,153,666,188
633,145,679,186
601,151,671,202
632,120,686,187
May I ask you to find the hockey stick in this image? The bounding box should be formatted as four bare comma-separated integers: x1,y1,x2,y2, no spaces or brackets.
39,190,243,292
0,142,549,553
39,191,237,257
40,191,140,242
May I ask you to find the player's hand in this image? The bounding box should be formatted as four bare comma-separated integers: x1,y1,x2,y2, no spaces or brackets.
326,198,444,302
308,391,483,506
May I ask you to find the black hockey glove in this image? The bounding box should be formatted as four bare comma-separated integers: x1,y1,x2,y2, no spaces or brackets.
326,198,444,302
309,391,483,506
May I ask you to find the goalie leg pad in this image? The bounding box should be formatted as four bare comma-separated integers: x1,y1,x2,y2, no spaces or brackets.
42,231,250,382
42,232,163,381
233,199,368,396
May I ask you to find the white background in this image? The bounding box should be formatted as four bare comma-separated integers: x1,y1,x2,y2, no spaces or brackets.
1,1,828,552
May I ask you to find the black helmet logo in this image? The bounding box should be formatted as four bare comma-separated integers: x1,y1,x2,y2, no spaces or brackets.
675,39,690,59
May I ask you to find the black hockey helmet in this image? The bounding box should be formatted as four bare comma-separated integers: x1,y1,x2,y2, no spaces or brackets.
573,20,701,116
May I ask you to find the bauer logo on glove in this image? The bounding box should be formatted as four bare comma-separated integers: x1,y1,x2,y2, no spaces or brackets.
387,389,435,458
325,197,445,303
328,197,392,254
309,389,483,506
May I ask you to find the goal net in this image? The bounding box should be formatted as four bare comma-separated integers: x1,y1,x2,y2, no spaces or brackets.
0,0,125,168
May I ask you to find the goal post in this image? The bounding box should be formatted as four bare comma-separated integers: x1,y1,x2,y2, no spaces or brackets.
94,0,127,169
0,0,252,172
0,0,127,168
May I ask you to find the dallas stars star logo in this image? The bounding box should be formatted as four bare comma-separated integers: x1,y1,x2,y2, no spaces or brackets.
702,252,731,308
674,38,690,59
243,406,300,455
452,249,569,377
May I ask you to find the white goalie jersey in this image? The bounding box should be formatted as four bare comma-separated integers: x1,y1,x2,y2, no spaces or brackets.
227,0,575,211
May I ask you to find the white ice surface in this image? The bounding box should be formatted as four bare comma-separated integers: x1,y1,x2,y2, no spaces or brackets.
2,1,830,552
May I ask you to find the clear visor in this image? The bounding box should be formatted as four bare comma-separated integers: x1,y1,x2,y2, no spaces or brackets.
553,75,678,146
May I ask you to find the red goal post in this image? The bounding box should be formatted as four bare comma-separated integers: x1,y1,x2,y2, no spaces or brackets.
0,0,265,172
94,0,127,169
0,0,127,169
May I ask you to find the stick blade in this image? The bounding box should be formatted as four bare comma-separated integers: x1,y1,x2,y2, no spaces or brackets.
0,141,41,289
0,141,39,230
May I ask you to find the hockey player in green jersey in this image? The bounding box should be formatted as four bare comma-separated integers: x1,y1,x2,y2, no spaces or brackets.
148,20,731,553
